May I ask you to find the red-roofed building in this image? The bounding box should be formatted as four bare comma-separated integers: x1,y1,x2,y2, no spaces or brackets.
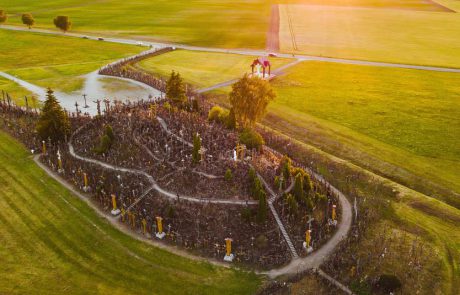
251,57,271,78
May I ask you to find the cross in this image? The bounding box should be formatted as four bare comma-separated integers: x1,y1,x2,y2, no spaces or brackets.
74,101,80,117
93,99,101,116
83,94,89,108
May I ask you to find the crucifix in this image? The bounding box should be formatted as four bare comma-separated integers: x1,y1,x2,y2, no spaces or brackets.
93,99,101,116
74,101,80,117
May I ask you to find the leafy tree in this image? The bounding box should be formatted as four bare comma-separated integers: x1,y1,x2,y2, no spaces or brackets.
21,13,35,29
93,125,115,155
229,74,276,128
279,155,292,181
166,71,187,106
225,107,236,129
36,88,70,143
54,16,71,33
293,173,304,202
286,193,298,216
0,10,7,24
303,173,313,195
257,190,267,223
239,128,264,150
224,168,233,181
192,132,201,164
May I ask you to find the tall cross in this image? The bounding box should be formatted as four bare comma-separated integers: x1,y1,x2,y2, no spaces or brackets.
83,94,89,108
93,99,101,116
74,101,80,117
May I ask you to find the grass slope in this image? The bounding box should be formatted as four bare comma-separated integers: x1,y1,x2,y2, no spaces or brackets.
279,4,460,68
0,0,445,49
0,131,260,294
267,61,460,206
135,49,292,89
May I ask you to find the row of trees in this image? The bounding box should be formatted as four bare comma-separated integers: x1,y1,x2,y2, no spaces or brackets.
0,10,71,32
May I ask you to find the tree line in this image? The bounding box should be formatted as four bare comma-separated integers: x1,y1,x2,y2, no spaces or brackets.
0,9,71,32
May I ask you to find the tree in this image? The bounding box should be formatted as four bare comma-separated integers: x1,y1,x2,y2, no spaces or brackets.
54,15,71,33
286,193,298,217
239,128,264,150
36,88,70,143
0,10,7,24
257,190,267,223
229,74,276,128
293,173,304,202
225,107,236,129
224,168,233,181
279,155,292,181
166,71,187,106
192,132,201,164
22,13,35,29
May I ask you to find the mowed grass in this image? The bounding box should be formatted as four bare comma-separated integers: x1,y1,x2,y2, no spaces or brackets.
267,61,460,206
0,131,261,294
135,49,293,89
0,29,142,99
279,4,460,68
0,0,445,49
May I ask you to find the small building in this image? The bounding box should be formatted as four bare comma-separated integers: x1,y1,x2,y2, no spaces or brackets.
251,57,271,79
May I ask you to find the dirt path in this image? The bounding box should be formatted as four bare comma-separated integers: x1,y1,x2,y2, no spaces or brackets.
266,4,280,52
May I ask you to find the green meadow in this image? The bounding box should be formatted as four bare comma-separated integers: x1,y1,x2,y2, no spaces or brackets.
267,61,460,207
135,49,292,89
0,131,261,294
0,0,446,50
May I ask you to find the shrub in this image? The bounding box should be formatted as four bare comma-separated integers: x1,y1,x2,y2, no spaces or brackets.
286,193,298,216
279,155,292,180
257,190,268,223
163,101,172,112
241,207,252,222
208,106,224,122
375,274,402,293
239,128,264,150
255,234,268,249
94,134,112,155
248,167,256,183
293,173,304,202
225,107,236,129
274,175,280,190
224,168,233,181
167,205,175,218
192,99,200,112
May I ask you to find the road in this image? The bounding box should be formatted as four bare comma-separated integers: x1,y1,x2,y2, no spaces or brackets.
2,25,460,73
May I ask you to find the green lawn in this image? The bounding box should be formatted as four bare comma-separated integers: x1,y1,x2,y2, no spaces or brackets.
0,29,142,100
0,0,446,50
267,61,460,207
0,131,261,294
135,49,293,89
279,4,460,68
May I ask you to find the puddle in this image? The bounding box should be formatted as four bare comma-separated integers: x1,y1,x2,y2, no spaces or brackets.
1,70,162,116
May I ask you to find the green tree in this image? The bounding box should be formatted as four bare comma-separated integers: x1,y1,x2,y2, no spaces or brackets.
54,16,71,33
286,193,298,216
226,107,236,129
21,13,35,29
229,74,276,128
257,190,267,223
192,132,201,164
280,155,292,181
166,71,187,106
36,88,70,143
93,125,115,155
0,10,7,24
293,173,304,202
239,128,264,150
224,168,233,181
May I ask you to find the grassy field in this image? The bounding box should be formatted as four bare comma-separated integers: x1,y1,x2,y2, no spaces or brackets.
135,49,292,89
0,0,446,50
0,131,261,294
279,4,460,68
266,61,460,207
0,29,142,101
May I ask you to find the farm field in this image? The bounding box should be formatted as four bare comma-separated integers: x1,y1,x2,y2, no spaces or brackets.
279,3,460,68
0,131,261,294
135,49,293,89
0,0,448,50
0,29,142,98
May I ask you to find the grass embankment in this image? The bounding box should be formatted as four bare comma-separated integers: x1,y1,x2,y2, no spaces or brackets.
279,4,460,68
0,131,261,294
0,29,142,99
135,49,292,89
0,0,444,49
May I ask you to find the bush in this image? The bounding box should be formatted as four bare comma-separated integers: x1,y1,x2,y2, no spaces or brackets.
239,128,264,150
257,190,268,223
248,167,256,183
274,175,280,190
285,193,298,216
375,274,402,293
225,107,236,129
255,234,268,249
94,134,112,155
241,207,252,222
224,168,233,181
279,155,292,180
208,106,224,122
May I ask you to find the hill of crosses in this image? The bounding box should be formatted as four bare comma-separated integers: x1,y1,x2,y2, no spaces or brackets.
0,95,340,270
